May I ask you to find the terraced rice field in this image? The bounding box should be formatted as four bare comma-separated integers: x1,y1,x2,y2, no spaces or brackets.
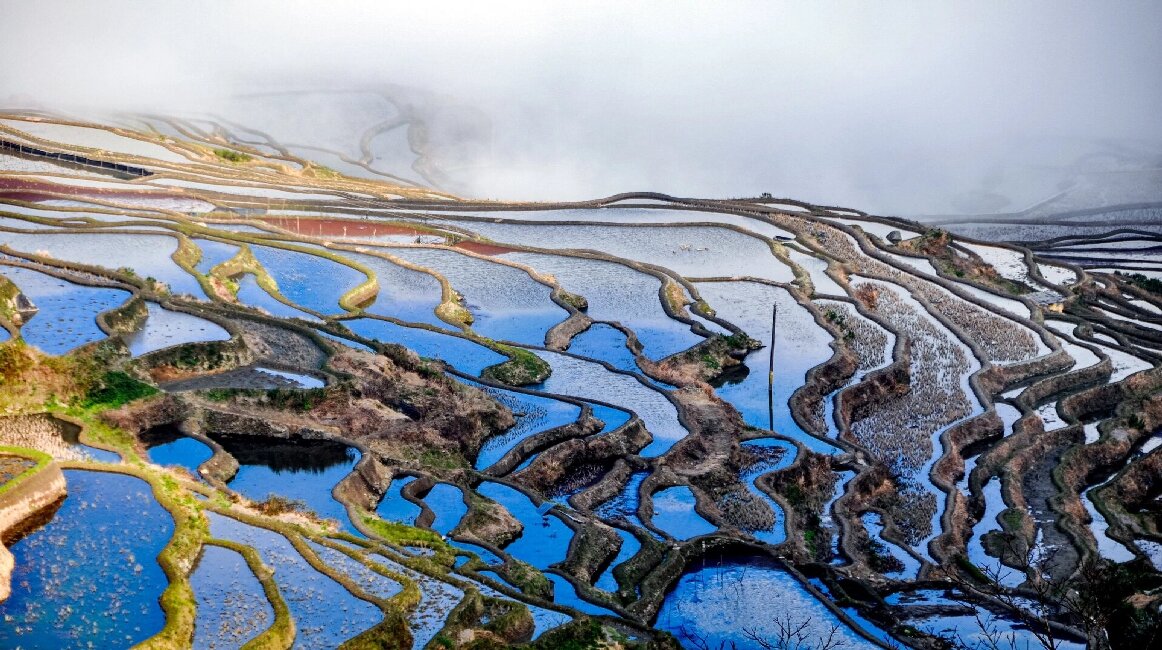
1,111,1159,650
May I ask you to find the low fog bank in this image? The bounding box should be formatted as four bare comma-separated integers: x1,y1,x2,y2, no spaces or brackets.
3,1,1161,216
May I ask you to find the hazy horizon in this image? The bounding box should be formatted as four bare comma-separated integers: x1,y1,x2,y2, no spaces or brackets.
3,1,1161,215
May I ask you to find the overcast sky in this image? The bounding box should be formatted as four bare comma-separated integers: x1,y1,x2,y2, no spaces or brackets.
3,1,1161,214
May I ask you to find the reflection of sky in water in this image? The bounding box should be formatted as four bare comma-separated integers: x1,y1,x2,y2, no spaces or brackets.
1,264,129,354
697,281,840,453
504,251,703,359
207,512,380,648
251,245,365,314
345,318,505,375
219,436,361,534
470,222,795,282
191,545,273,649
477,481,573,569
147,434,213,475
739,438,796,544
377,475,422,524
594,527,641,592
465,378,581,470
235,273,318,320
568,323,640,373
0,471,173,648
650,486,716,539
389,246,567,345
656,553,873,649
2,231,206,298
343,250,446,326
535,350,686,457
194,238,240,274
423,483,468,535
125,301,229,356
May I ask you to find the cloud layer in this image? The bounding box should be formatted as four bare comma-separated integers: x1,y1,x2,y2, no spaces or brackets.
4,1,1161,213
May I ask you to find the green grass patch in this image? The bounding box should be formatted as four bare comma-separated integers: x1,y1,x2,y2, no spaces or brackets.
482,345,550,386
360,512,450,550
81,370,158,409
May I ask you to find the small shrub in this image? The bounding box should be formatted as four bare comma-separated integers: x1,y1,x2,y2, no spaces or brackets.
212,148,251,163
81,371,157,408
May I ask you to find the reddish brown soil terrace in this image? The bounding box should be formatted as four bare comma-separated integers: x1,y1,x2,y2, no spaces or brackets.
0,177,177,204
261,217,431,239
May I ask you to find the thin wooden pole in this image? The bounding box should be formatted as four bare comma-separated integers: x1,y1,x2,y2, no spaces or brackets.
768,302,777,432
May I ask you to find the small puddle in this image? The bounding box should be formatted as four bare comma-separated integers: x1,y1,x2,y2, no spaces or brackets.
650,486,716,540
143,425,213,475
213,433,360,533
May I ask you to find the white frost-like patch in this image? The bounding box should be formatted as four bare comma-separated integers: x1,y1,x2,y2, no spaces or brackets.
1037,262,1079,286
961,242,1031,284
885,251,938,276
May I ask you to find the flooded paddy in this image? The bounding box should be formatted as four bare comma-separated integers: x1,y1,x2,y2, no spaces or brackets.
143,425,213,475
376,475,423,525
249,245,366,314
468,380,581,470
423,482,469,535
476,481,573,569
738,437,795,544
343,250,446,326
696,281,838,452
193,238,241,274
887,589,1086,650
649,486,716,540
1,231,207,299
0,118,194,163
212,434,360,532
656,552,875,649
534,351,686,457
3,109,1160,649
345,317,506,375
504,250,703,358
124,302,230,356
462,221,796,283
206,512,382,649
0,264,129,354
387,246,567,345
0,470,173,648
234,273,319,320
190,545,274,649
567,323,641,373
545,573,617,616
593,470,658,536
444,207,795,241
594,527,641,592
